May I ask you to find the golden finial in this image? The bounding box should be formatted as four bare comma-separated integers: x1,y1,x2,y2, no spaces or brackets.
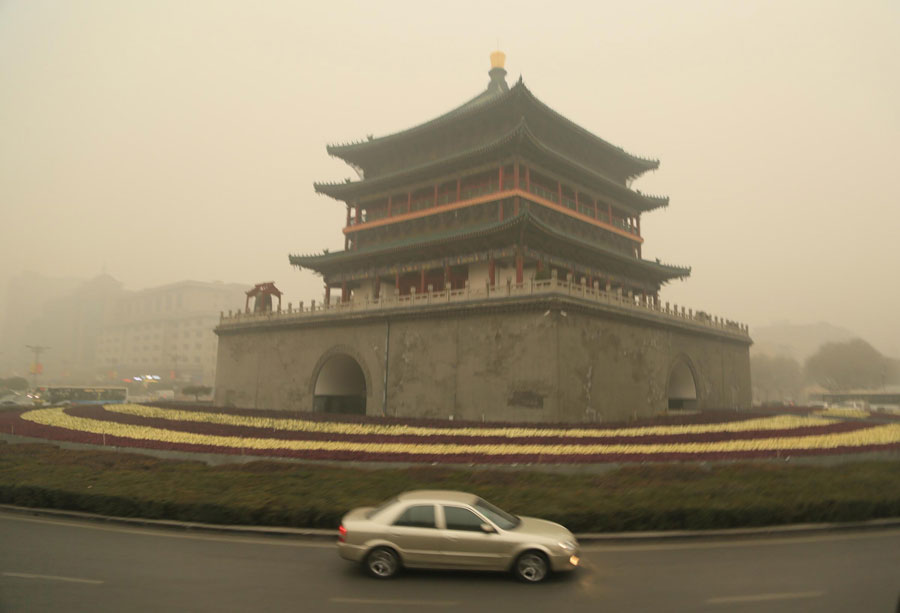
490,50,506,69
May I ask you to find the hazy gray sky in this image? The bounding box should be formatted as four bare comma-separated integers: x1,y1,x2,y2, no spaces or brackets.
1,1,898,355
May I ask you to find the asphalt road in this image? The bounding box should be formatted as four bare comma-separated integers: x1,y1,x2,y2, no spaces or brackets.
1,511,898,613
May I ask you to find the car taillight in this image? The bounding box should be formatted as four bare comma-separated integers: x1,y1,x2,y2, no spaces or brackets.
338,524,347,543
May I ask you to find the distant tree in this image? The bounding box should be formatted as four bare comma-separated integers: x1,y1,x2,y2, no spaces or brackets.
751,354,803,404
804,338,889,391
886,358,900,385
1,377,29,392
181,385,212,401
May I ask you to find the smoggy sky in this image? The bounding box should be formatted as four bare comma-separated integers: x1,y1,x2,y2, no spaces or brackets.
1,1,898,355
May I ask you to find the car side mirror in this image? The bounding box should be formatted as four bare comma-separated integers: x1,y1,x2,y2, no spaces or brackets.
480,523,496,534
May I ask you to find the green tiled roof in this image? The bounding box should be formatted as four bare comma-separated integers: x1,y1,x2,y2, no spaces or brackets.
315,119,668,213
327,80,658,181
289,211,688,281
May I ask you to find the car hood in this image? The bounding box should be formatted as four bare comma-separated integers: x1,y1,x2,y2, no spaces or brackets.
513,516,574,541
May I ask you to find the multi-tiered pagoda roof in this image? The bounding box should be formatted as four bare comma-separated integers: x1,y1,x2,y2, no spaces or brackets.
293,53,689,303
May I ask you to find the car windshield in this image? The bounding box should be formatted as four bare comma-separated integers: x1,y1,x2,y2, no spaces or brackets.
474,498,520,530
365,496,398,519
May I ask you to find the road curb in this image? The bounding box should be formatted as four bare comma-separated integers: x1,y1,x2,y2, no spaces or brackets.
2,503,898,543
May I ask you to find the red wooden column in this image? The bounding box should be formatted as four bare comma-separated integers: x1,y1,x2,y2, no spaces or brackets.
433,185,438,208
419,269,426,293
525,166,531,191
557,180,562,204
636,216,641,236
355,205,361,225
444,263,451,291
515,250,524,284
456,178,461,201
387,195,392,217
341,281,348,303
575,191,579,212
324,285,331,306
514,160,520,188
607,203,613,223
407,192,412,213
498,165,504,191
488,256,496,287
395,272,400,294
374,277,380,300
593,198,598,219
345,206,352,249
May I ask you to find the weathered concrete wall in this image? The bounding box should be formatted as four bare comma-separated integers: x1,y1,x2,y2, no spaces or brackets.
215,321,387,413
214,299,751,422
557,311,751,422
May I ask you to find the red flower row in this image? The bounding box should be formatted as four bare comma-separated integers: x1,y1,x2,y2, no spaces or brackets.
63,405,873,446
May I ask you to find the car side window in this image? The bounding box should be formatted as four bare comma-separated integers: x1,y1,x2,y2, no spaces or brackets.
393,505,436,528
443,506,485,532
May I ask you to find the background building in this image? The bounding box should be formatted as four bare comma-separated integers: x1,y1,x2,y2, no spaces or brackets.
1,274,246,389
97,281,247,387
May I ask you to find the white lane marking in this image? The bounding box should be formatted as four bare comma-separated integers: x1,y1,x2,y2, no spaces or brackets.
330,597,457,606
707,590,824,604
3,572,103,585
0,513,334,548
582,529,900,552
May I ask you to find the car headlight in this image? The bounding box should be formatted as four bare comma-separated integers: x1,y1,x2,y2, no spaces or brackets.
557,540,576,553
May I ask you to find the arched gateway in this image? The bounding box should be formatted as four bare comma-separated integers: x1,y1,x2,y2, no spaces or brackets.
667,359,698,410
312,353,367,415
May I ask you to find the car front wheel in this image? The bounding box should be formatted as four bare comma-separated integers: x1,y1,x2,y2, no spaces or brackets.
513,550,548,583
365,547,400,579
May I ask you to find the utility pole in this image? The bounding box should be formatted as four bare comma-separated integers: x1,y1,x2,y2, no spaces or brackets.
171,353,180,393
25,345,50,390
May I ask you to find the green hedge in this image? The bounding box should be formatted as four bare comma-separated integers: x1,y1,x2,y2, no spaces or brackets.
1,442,898,531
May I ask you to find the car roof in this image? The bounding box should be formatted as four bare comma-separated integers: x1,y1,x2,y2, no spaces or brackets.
397,490,478,505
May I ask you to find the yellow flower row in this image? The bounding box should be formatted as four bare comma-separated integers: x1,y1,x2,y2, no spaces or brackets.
102,404,837,439
815,408,870,419
21,408,900,456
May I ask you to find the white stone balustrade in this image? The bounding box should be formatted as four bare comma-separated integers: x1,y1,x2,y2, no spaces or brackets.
218,277,751,338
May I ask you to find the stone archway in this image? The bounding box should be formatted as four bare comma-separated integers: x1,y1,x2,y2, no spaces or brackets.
312,353,367,415
667,358,699,410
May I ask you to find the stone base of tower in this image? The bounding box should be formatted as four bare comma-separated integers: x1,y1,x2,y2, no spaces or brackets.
214,291,751,423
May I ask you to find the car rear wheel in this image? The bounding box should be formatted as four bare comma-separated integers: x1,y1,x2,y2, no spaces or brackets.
365,547,400,579
513,550,548,583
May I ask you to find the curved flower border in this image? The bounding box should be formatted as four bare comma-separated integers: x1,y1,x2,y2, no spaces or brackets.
102,404,838,439
11,406,900,464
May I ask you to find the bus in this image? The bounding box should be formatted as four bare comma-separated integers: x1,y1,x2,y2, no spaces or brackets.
37,386,128,406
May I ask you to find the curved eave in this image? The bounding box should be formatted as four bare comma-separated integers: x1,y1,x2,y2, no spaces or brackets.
289,214,527,273
316,120,667,213
524,214,690,282
325,84,518,160
327,80,658,178
516,83,659,177
289,211,689,282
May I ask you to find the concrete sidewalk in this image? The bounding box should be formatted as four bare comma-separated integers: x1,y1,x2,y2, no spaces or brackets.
3,503,899,543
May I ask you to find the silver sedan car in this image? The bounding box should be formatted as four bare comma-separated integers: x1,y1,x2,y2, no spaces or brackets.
337,490,580,583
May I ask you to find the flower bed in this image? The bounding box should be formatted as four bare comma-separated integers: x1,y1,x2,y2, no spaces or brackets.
2,403,899,464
